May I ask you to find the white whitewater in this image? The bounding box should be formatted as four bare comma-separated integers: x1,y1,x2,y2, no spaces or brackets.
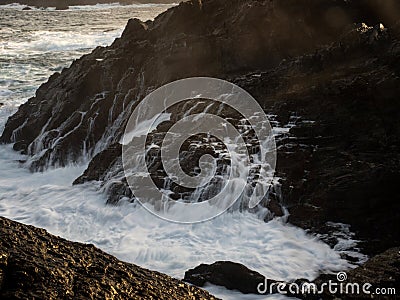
0,4,365,300
0,101,360,300
0,141,352,299
0,2,176,11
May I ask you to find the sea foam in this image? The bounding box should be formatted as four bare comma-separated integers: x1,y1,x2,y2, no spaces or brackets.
0,140,352,298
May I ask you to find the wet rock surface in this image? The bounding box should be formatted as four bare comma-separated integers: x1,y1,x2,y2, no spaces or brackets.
4,0,399,168
71,16,400,255
233,21,400,255
184,261,266,294
0,217,218,300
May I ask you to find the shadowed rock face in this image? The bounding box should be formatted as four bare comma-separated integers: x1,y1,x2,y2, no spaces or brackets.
75,20,400,254
3,0,399,169
0,217,218,300
1,0,400,254
232,22,400,254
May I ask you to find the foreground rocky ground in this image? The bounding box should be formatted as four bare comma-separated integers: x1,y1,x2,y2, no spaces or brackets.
1,214,397,299
0,217,218,299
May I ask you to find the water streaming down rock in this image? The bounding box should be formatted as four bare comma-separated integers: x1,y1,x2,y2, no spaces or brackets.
73,97,285,221
4,0,397,170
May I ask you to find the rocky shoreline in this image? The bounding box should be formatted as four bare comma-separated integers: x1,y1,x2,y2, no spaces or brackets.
1,215,397,299
1,0,399,297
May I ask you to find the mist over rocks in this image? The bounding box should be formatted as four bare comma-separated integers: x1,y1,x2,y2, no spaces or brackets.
0,217,218,299
1,0,400,268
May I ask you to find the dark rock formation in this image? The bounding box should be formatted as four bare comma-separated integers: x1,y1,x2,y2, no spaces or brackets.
0,217,218,300
232,22,400,255
4,0,399,168
184,261,306,296
75,18,400,254
184,261,266,294
73,143,122,185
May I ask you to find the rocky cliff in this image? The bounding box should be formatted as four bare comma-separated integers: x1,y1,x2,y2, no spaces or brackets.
0,217,218,299
233,21,400,255
1,0,400,254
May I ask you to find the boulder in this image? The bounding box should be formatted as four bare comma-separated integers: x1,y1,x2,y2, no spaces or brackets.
55,5,69,10
184,261,266,294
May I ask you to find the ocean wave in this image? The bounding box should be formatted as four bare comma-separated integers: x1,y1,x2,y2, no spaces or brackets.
68,3,177,11
0,141,352,284
0,2,176,11
0,29,122,54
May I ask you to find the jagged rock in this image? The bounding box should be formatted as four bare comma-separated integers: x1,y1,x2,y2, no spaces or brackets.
185,249,400,298
0,217,218,300
55,5,69,10
184,261,266,294
232,22,400,255
76,19,400,254
4,0,399,168
73,143,122,185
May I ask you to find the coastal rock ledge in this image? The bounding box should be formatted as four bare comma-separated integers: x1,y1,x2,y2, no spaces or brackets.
0,217,218,300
